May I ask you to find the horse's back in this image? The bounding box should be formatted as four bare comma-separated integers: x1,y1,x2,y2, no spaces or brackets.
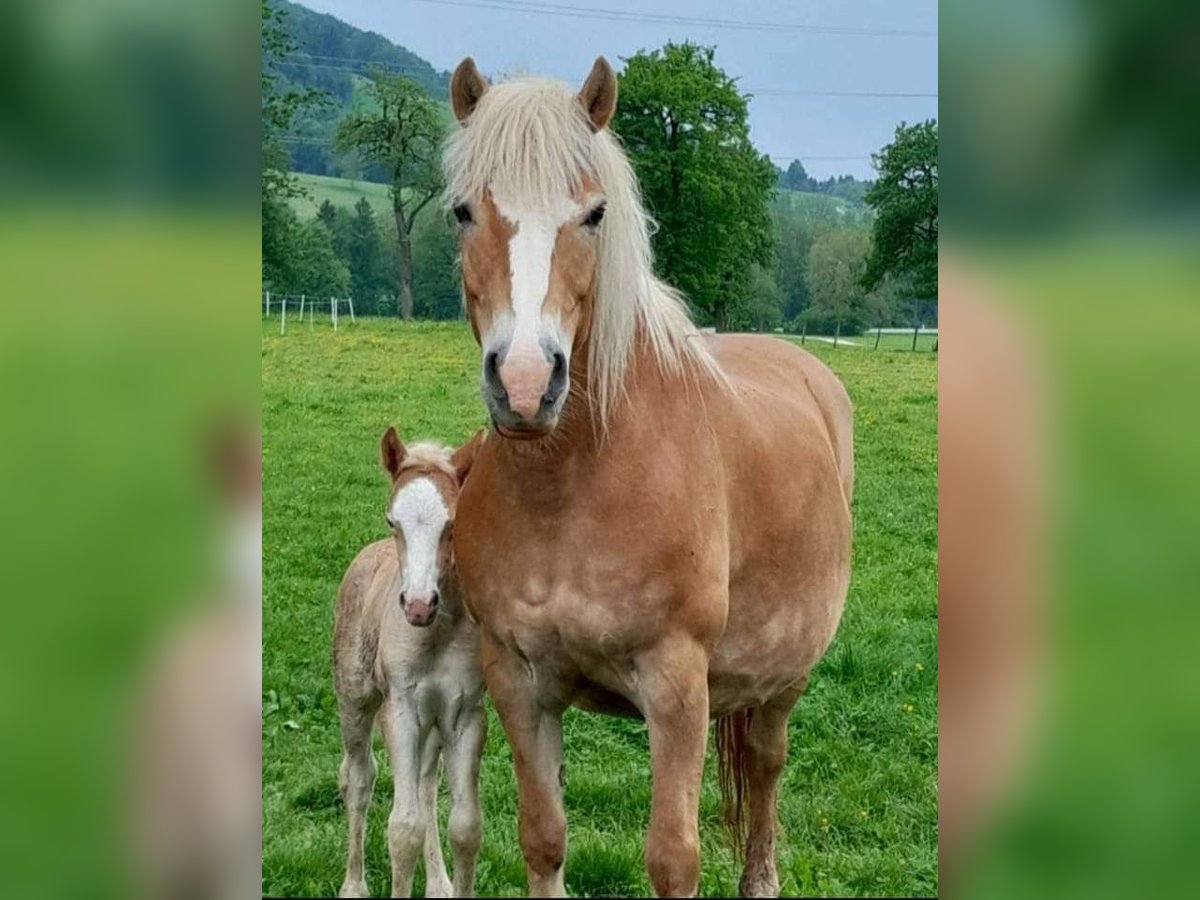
701,334,854,710
333,540,394,700
707,333,853,503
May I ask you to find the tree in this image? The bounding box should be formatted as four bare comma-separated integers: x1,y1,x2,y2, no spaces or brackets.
612,43,776,331
777,160,815,192
261,0,324,207
806,228,871,341
335,73,445,318
863,120,938,299
346,197,387,311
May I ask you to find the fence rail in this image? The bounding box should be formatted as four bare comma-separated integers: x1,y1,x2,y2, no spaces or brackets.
262,291,355,334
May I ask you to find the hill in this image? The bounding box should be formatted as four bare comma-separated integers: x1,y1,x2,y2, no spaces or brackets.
772,188,874,227
288,172,394,220
269,0,450,179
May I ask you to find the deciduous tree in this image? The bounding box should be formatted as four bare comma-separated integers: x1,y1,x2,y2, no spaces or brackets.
335,73,445,318
864,120,938,299
612,43,776,331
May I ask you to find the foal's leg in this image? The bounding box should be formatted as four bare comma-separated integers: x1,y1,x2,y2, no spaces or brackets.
338,696,380,898
420,730,453,898
379,700,426,898
739,682,806,898
637,637,711,898
443,699,486,897
483,635,567,898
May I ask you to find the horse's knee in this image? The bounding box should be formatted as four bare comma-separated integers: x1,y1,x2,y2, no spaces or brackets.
339,752,376,805
646,828,699,898
387,808,425,859
519,809,566,876
449,803,482,856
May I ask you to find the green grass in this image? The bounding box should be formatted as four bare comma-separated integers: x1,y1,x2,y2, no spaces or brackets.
263,318,938,897
289,172,395,220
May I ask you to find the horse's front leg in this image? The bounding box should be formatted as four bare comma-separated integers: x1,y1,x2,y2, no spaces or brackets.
482,633,568,898
443,695,486,897
636,635,711,898
379,699,426,898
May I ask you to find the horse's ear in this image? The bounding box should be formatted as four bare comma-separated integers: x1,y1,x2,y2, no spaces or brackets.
451,57,489,123
451,429,486,484
578,57,617,132
380,426,406,480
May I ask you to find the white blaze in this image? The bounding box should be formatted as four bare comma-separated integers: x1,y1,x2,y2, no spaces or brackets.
491,190,579,358
389,478,449,597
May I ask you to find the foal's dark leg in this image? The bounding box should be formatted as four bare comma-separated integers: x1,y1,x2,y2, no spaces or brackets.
739,680,806,899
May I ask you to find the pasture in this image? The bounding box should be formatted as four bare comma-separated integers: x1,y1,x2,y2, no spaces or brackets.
262,319,938,897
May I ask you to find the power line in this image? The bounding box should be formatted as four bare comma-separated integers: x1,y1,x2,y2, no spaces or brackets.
277,53,936,100
399,0,936,37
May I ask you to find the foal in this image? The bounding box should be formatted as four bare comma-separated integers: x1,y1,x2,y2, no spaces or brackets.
333,427,486,898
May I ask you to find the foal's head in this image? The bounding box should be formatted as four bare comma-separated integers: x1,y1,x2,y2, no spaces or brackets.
380,427,485,626
445,58,620,439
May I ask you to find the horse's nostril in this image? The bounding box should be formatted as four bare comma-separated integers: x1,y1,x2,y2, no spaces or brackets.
484,350,501,384
430,591,440,607
399,591,407,607
552,351,566,380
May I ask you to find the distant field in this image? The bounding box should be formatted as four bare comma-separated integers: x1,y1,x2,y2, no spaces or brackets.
289,172,395,220
262,319,937,897
773,189,874,226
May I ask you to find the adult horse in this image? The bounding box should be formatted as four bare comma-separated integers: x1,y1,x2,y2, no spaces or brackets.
445,57,854,898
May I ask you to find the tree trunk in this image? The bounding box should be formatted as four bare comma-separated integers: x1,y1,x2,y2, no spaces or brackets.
834,318,842,348
874,325,883,350
393,205,414,319
714,301,728,333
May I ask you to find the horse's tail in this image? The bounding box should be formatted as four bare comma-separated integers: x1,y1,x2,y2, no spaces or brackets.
715,709,753,859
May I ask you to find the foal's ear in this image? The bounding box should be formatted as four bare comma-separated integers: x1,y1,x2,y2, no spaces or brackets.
451,57,489,123
578,56,617,132
380,426,407,480
451,429,486,484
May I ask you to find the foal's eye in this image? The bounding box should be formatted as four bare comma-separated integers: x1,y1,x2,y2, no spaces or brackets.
452,204,472,225
582,203,606,229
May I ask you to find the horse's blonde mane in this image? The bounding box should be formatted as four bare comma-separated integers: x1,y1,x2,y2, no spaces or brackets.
443,76,723,429
399,441,455,479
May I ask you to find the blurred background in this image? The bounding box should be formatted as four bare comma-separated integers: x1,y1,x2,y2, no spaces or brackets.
0,0,1197,897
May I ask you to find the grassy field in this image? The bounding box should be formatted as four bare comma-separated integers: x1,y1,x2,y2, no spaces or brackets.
262,318,938,897
289,172,395,220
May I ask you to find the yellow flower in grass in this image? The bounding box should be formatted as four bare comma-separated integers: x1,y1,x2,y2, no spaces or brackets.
915,662,925,672
902,702,915,714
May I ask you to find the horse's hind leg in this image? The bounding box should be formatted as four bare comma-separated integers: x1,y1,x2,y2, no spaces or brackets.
338,695,381,898
739,680,807,898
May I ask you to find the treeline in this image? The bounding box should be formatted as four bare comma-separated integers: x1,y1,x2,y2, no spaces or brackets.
776,161,870,203
263,3,938,334
263,195,461,317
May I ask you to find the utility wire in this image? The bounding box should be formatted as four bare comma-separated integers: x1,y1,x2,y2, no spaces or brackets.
399,0,936,38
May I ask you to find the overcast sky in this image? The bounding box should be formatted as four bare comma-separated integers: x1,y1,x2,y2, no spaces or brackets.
299,0,938,180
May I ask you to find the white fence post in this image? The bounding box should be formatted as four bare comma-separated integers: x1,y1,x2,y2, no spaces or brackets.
331,297,338,331
280,296,287,335
347,297,355,323
298,294,305,323
265,290,270,317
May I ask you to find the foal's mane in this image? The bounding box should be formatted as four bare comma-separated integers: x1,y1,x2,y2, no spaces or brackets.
443,77,724,429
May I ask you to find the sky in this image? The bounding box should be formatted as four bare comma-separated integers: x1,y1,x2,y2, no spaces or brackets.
298,0,938,181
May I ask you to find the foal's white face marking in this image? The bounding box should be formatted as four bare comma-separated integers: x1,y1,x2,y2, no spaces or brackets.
389,477,450,597
489,188,580,361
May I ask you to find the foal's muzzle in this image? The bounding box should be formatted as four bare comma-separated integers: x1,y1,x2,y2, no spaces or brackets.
400,590,439,627
483,339,568,437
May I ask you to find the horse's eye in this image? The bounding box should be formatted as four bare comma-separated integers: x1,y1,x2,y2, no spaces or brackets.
453,204,472,225
583,203,606,228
